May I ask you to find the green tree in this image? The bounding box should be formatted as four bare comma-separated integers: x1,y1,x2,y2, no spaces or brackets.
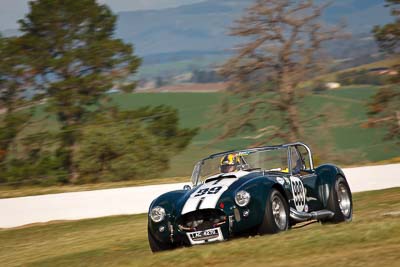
0,35,36,184
16,0,141,179
0,113,32,164
156,76,165,88
373,0,400,54
0,35,33,113
369,0,400,144
2,133,68,186
368,87,400,143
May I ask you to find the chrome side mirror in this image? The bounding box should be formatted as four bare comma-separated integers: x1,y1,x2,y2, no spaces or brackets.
183,185,192,191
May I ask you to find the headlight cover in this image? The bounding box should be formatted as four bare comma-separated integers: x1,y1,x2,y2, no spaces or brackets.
235,190,251,207
150,206,166,223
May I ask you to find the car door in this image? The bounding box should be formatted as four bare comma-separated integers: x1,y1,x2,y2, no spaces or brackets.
291,146,323,211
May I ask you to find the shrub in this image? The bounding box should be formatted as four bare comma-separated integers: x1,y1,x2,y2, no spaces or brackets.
76,106,197,183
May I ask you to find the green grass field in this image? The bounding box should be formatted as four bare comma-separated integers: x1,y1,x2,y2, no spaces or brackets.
109,86,399,177
1,187,399,267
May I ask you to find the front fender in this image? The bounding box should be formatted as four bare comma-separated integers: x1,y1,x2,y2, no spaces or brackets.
148,190,188,243
148,190,189,214
220,177,286,233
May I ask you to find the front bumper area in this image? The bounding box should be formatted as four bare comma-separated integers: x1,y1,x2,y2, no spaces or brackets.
149,205,258,247
179,209,230,245
149,209,231,247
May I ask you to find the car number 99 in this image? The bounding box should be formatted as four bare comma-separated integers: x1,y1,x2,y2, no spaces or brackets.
194,186,223,197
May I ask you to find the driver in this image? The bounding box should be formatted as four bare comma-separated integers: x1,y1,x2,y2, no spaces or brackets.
220,154,241,173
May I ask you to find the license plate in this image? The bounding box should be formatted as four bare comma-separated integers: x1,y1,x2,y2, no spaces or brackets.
187,228,223,245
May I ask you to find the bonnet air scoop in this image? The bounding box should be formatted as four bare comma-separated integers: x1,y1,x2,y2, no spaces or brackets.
204,170,251,184
205,175,237,184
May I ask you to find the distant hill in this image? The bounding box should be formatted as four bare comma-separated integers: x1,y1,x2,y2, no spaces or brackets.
116,0,391,56
116,0,247,57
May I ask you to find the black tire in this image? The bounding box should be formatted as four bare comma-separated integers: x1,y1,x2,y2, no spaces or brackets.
258,189,289,234
323,175,353,223
148,226,173,252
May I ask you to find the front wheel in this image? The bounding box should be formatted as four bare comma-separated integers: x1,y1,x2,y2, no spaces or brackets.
258,189,289,234
148,226,173,252
324,175,353,223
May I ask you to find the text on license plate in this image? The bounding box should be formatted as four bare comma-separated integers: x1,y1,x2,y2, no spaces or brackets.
187,228,223,244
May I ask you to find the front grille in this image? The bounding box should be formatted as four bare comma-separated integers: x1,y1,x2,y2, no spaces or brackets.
177,209,227,232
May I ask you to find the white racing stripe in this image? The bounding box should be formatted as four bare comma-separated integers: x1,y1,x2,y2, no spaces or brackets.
181,171,249,214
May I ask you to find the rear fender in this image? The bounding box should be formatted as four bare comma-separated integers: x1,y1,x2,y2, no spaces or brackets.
315,164,347,209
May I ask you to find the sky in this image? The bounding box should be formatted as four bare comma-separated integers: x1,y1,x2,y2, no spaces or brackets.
0,0,206,31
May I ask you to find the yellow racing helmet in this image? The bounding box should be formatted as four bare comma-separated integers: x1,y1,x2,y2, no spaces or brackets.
220,153,241,173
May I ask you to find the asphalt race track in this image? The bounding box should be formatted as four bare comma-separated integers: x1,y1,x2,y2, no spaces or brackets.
0,163,399,228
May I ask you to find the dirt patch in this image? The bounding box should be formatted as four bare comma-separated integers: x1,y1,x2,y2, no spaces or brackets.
141,82,229,93
383,211,400,217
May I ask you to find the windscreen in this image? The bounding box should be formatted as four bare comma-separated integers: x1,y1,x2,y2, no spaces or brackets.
193,148,289,185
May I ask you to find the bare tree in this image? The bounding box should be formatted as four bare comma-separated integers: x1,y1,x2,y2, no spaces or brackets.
368,0,400,145
216,0,341,144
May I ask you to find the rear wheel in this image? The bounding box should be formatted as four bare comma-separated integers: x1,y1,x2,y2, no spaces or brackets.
258,189,289,234
323,175,353,223
148,226,173,252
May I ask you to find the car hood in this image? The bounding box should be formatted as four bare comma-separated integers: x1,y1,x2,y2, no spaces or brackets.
178,170,260,215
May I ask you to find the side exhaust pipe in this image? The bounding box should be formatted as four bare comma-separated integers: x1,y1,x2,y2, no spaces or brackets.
290,208,334,222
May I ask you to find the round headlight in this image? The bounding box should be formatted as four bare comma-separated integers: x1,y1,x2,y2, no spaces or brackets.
235,190,251,207
150,206,166,223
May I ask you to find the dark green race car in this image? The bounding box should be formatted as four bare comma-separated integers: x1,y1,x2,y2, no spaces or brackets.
148,143,353,252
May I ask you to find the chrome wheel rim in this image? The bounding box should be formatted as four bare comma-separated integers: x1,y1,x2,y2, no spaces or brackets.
272,195,287,230
337,183,351,217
